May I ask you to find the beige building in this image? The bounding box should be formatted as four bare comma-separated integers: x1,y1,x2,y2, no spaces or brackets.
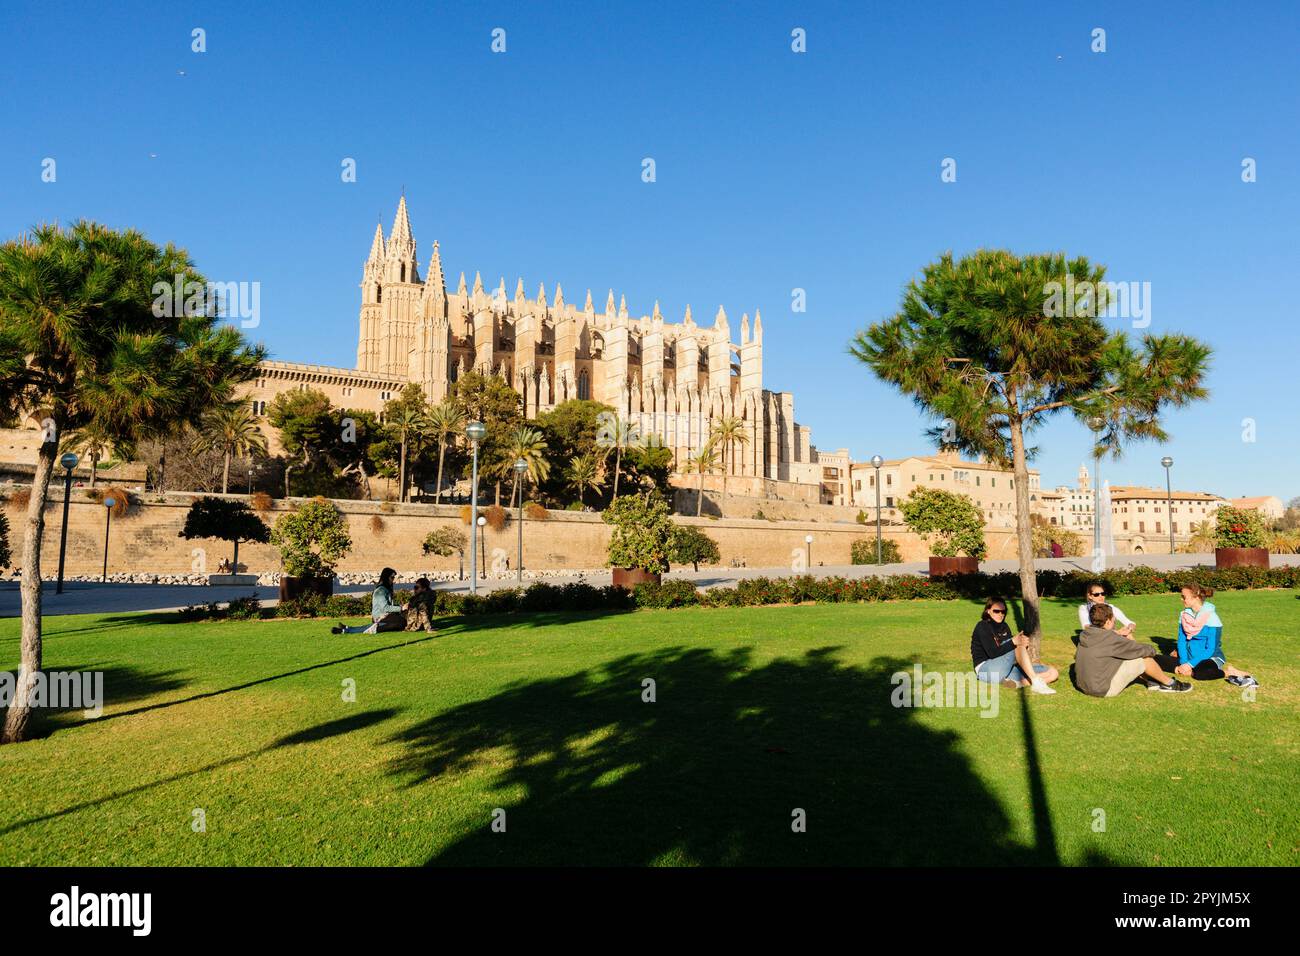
848,450,1042,528
1108,486,1226,549
242,196,825,487
1229,496,1285,522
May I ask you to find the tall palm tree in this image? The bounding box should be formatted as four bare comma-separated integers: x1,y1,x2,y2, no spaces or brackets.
682,441,719,516
565,453,602,508
597,411,638,502
387,402,424,502
501,425,550,507
423,400,465,504
0,220,264,743
708,417,750,502
192,401,266,494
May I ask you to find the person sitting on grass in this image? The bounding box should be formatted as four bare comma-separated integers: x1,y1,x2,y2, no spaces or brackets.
971,597,1059,695
1078,581,1135,637
404,577,437,633
1153,585,1258,687
1076,602,1190,696
331,567,407,635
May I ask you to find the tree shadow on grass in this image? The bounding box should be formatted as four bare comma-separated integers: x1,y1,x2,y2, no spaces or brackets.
388,645,1097,866
0,708,400,836
2,664,192,740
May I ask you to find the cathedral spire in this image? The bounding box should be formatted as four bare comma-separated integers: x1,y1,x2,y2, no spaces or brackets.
652,300,662,322
367,222,385,262
537,281,547,306
424,240,445,293
753,308,763,341
584,289,594,312
553,284,565,309
684,304,694,326
618,294,628,319
605,289,616,315
457,272,467,296
388,196,414,253
714,305,728,331
740,312,750,345
515,277,526,301
472,271,484,295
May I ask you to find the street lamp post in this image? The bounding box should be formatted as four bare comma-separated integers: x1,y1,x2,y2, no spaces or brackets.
514,458,528,582
465,421,487,594
477,516,487,580
804,534,813,569
1161,456,1175,554
101,496,117,583
870,455,884,563
1088,418,1105,556
56,452,80,594
247,467,254,495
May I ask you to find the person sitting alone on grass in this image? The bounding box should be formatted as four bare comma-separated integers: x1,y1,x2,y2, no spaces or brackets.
331,567,407,635
1153,585,1258,688
970,597,1059,695
1075,602,1190,696
1078,581,1135,637
404,577,437,633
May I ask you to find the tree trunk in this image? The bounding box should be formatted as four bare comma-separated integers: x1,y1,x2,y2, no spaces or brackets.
3,438,58,743
399,435,408,503
612,445,622,501
222,450,231,495
434,441,446,505
721,443,729,501
697,469,705,516
233,538,240,575
88,450,99,489
1008,416,1041,661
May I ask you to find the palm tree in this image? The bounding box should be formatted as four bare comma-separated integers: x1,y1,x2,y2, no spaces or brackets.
192,402,266,494
708,417,750,502
423,400,465,504
597,411,638,502
62,421,122,489
0,220,263,743
682,441,719,516
501,425,550,507
565,453,602,508
387,402,424,502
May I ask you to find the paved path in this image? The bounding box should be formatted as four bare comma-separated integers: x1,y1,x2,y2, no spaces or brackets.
4,553,1292,619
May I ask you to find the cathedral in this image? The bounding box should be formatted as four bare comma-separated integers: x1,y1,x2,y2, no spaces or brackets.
245,197,822,487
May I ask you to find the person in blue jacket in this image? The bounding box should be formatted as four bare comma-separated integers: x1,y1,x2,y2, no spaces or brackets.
331,567,407,634
1154,585,1258,687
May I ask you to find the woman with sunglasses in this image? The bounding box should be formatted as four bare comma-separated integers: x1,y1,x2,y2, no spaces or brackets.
971,597,1059,694
1078,582,1135,638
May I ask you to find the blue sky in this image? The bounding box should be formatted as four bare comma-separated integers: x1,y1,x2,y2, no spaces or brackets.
2,0,1297,500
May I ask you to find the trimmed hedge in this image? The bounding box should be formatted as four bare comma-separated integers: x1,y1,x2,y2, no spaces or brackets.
177,565,1300,622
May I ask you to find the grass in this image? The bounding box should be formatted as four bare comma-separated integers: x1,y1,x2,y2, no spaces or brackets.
1,591,1297,866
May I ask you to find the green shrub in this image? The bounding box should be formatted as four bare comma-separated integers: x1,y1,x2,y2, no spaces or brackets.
1214,506,1268,549
0,509,10,568
604,492,674,573
899,487,986,558
668,525,720,571
633,579,701,608
851,538,902,564
271,497,352,577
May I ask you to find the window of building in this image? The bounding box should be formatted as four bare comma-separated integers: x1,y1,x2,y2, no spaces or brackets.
1139,521,1145,533
577,369,590,401
885,497,894,508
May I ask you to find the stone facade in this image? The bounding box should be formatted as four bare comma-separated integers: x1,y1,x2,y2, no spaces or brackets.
241,197,820,483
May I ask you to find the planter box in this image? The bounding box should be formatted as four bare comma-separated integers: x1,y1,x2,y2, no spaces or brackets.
208,574,258,587
1214,547,1269,569
279,575,335,601
611,568,662,590
929,556,979,577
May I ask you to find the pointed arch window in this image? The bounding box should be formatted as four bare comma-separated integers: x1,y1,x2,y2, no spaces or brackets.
578,369,590,401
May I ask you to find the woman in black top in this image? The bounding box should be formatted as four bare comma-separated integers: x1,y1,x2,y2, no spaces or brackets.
970,597,1059,694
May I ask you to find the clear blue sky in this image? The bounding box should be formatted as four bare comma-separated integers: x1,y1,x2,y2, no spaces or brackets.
3,0,1297,501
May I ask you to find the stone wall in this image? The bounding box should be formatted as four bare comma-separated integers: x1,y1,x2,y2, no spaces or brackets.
0,488,1031,577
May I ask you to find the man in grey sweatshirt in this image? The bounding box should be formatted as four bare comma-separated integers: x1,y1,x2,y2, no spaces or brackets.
1075,603,1191,697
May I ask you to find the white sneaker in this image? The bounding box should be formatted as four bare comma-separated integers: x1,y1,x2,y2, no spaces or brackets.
1030,680,1057,695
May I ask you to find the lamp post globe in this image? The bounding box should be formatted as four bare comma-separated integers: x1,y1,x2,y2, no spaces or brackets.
465,421,487,443
60,452,80,471
1161,456,1173,469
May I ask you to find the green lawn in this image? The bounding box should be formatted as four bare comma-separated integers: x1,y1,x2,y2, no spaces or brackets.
2,591,1297,866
